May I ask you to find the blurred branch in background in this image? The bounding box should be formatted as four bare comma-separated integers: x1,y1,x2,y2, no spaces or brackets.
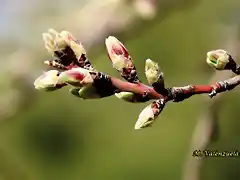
182,24,240,180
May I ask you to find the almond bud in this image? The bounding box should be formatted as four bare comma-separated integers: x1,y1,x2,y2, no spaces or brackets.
145,59,164,87
34,70,60,90
58,68,94,87
105,36,139,83
135,99,166,129
206,49,230,70
59,31,86,58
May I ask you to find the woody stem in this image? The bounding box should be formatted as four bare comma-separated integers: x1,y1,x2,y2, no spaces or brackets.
110,75,240,102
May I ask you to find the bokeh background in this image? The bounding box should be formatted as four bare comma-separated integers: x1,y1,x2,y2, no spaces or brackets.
0,0,239,180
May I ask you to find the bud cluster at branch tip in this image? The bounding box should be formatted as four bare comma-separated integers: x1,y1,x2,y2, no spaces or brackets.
42,29,94,70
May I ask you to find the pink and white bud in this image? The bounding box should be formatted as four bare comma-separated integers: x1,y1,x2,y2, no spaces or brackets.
34,70,60,90
135,99,165,129
42,29,68,55
42,32,55,54
59,31,87,59
105,36,139,83
105,36,133,71
58,67,94,87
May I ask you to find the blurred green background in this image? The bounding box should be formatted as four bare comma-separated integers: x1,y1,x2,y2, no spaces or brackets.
0,0,239,180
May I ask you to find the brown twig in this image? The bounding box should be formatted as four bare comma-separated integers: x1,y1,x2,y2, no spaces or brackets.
108,73,240,102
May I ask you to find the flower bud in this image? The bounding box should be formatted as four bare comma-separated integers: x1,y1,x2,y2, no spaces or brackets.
59,31,86,58
206,49,230,70
105,36,131,70
105,36,139,82
54,34,68,50
42,29,68,55
42,33,55,54
145,59,164,86
58,68,94,86
135,99,166,129
34,70,60,90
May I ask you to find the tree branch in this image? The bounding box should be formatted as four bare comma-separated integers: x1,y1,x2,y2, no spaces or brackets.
36,29,240,129
109,73,240,102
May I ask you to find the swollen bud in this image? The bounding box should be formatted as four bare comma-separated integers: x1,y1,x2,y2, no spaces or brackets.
34,70,60,90
105,36,131,70
59,31,87,58
145,59,164,88
105,36,139,83
206,49,230,70
135,99,166,129
58,68,94,86
42,29,68,55
54,33,68,50
42,33,55,54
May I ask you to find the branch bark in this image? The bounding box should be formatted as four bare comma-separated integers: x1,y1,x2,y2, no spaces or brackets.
109,73,240,103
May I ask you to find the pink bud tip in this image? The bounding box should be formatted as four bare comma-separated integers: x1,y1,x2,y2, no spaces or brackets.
67,71,86,81
105,36,130,62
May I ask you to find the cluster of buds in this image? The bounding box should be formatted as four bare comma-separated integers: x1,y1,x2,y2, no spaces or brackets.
42,29,94,70
34,29,240,130
34,29,168,129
